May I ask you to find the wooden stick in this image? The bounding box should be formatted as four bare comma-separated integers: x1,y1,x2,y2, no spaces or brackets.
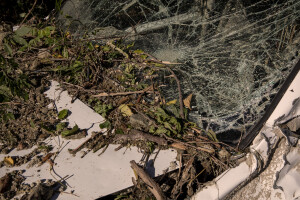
130,160,166,200
93,86,154,97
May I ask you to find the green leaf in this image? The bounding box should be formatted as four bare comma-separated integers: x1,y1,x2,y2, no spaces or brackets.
140,54,147,59
102,46,110,52
44,26,55,32
56,122,67,131
58,109,69,120
207,129,219,142
170,117,181,132
149,126,156,133
115,129,124,134
155,126,168,135
12,34,28,46
4,43,13,56
30,120,35,128
133,49,144,54
61,124,79,137
3,113,15,121
0,86,12,97
41,124,55,133
154,107,169,121
87,42,94,50
15,26,32,36
165,104,180,118
62,46,68,58
164,122,173,131
99,120,111,129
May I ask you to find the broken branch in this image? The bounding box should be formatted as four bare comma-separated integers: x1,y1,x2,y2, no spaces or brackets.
162,133,215,153
130,160,166,200
114,130,168,146
93,86,155,97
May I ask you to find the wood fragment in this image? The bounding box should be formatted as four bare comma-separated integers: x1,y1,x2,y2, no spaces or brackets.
130,160,166,200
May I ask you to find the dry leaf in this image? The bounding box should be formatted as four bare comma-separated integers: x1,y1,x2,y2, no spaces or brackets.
38,49,51,59
3,157,14,166
170,143,187,151
118,104,133,117
184,94,193,110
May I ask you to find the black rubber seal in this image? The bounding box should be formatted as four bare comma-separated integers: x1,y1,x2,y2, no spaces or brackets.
238,58,300,150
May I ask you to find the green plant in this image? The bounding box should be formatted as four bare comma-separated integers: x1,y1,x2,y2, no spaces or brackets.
0,54,30,102
55,0,63,12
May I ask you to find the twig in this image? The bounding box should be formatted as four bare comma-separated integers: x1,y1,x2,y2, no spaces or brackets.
130,160,166,200
20,0,38,26
93,85,154,97
144,52,182,65
166,67,184,119
60,191,80,198
68,132,101,155
114,130,168,146
162,133,215,153
171,156,194,198
98,144,109,156
0,102,21,105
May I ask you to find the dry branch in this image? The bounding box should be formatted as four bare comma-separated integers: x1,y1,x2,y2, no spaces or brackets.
162,133,215,153
114,130,168,146
93,86,154,97
130,160,166,200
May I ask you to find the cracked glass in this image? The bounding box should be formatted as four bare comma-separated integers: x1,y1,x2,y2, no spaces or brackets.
58,0,300,140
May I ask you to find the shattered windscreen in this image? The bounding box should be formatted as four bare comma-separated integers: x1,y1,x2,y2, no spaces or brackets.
59,0,300,140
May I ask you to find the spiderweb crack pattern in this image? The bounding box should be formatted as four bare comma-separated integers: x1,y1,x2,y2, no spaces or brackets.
59,0,300,137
